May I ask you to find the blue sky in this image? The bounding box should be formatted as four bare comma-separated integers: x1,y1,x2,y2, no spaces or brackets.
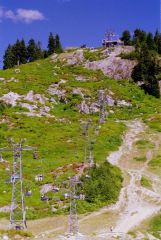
0,0,160,67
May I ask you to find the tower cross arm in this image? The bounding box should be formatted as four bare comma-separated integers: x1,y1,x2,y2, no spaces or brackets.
0,147,37,151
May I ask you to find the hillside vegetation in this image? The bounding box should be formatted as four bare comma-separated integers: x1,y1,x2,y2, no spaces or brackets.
0,46,161,226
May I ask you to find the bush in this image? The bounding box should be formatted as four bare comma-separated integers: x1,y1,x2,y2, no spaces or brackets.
119,51,139,60
79,162,123,204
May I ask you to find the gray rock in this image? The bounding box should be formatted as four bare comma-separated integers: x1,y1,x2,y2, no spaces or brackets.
0,92,21,106
90,102,100,113
117,100,132,107
40,184,53,194
73,88,84,98
79,101,90,114
75,75,87,82
106,95,115,106
85,46,137,80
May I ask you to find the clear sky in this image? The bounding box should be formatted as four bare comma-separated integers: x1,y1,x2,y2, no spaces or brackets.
0,0,160,67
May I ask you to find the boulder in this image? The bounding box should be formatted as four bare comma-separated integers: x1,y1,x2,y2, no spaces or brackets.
73,88,84,98
79,101,90,114
90,102,100,113
0,92,21,106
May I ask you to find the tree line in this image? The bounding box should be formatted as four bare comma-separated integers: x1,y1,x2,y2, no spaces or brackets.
3,33,63,70
121,29,161,98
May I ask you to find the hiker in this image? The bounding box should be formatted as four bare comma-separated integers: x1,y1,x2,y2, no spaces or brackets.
110,225,113,232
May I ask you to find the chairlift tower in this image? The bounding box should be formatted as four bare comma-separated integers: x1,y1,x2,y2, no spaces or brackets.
0,139,36,230
82,120,91,164
69,176,79,236
98,90,106,124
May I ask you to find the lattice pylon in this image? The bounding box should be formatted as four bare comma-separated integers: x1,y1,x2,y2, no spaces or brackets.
0,140,36,230
98,90,106,124
10,143,26,230
69,177,79,236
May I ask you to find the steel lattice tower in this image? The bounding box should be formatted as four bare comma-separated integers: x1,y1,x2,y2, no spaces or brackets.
0,139,36,230
69,176,79,236
82,120,91,164
98,90,106,124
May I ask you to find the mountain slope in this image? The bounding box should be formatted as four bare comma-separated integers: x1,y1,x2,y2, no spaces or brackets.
0,46,161,239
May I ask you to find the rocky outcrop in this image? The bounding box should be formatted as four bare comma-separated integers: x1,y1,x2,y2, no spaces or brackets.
0,92,21,107
51,49,84,65
79,101,90,114
72,88,84,98
85,46,137,80
40,184,53,194
24,90,48,105
0,91,52,117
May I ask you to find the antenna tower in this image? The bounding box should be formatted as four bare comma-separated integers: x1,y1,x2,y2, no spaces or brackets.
0,139,36,230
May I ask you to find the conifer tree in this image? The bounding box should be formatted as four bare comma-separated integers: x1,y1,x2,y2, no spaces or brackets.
35,41,43,59
132,43,160,98
47,32,55,55
121,30,131,45
133,29,147,44
27,39,38,62
19,39,28,64
146,32,156,51
3,45,15,69
55,34,63,53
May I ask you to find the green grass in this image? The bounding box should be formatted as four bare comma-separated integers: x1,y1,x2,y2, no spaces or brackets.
149,214,161,239
141,176,152,188
77,162,123,213
135,140,155,149
145,115,161,132
134,156,147,162
0,229,32,238
83,49,104,62
148,155,161,169
119,51,139,60
0,49,161,219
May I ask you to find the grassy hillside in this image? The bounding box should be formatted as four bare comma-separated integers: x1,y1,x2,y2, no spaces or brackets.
0,48,161,221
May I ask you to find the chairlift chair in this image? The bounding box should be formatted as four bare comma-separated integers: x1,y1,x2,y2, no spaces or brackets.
33,151,38,160
25,190,32,197
15,225,24,230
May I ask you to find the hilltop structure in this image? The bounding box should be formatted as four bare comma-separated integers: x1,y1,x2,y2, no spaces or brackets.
102,30,123,47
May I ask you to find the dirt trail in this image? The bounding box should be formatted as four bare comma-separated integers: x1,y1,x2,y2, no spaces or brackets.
95,120,161,239
31,120,161,239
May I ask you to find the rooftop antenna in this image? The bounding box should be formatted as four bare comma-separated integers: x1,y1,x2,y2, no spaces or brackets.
0,139,36,230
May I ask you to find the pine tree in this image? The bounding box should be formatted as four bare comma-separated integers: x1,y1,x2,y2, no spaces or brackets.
154,30,161,54
47,32,55,55
3,45,16,69
55,34,63,53
132,43,160,98
146,32,156,51
13,39,22,66
121,30,131,45
133,29,147,45
19,39,27,64
35,41,43,59
27,39,38,62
